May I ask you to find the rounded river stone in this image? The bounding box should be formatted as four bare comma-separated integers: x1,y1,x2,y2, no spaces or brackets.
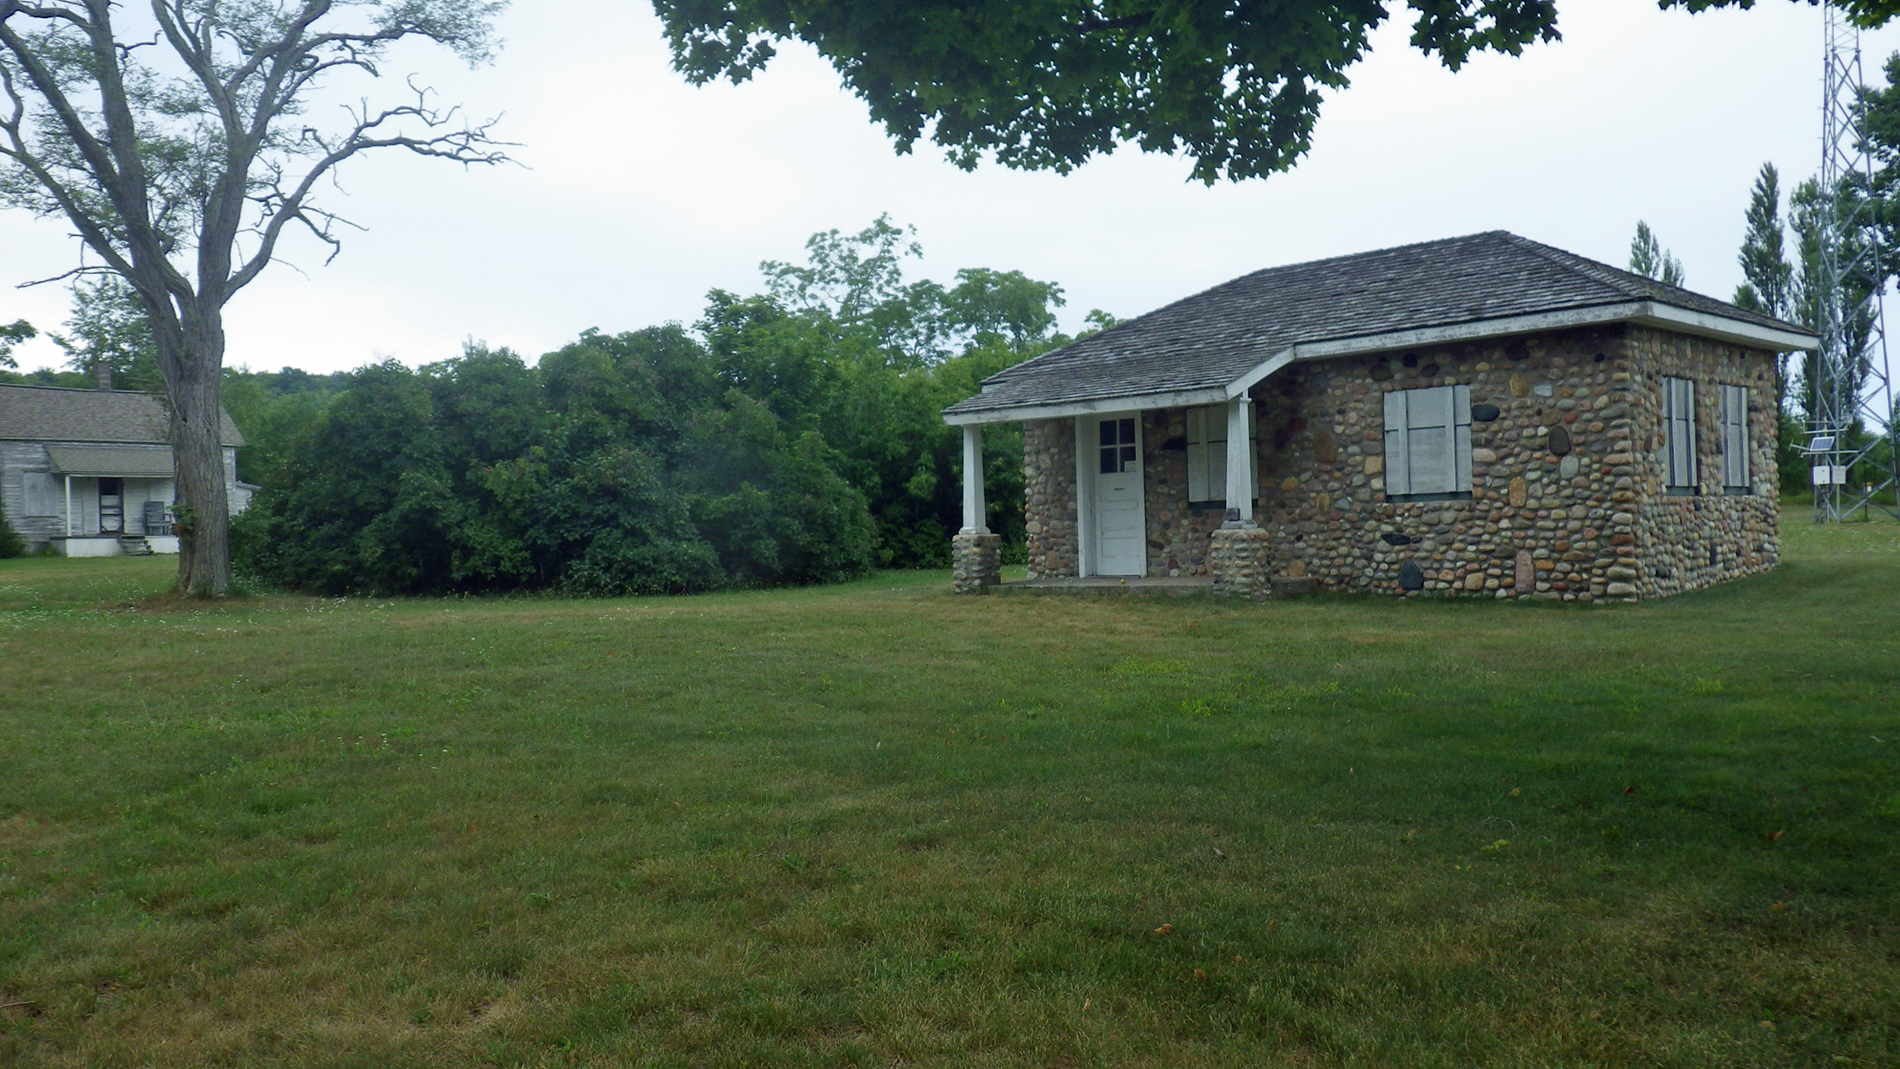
1548,425,1572,455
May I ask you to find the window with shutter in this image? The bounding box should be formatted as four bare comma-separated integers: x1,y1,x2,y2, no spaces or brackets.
1382,385,1472,500
21,472,58,517
1720,384,1749,493
1662,377,1697,493
1185,406,1228,505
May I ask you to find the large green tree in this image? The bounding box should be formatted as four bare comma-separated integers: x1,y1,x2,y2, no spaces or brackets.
0,1,508,596
654,1,1897,184
0,317,31,369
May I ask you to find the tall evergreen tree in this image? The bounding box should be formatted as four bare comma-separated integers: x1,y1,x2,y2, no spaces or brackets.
1732,163,1806,491
1629,221,1685,287
1735,164,1794,319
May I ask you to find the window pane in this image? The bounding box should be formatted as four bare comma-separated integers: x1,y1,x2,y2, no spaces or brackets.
1121,445,1137,467
1118,418,1136,445
1100,448,1117,474
1100,421,1116,448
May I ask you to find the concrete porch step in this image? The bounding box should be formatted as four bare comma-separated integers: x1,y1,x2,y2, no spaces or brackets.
119,536,154,556
992,576,1212,597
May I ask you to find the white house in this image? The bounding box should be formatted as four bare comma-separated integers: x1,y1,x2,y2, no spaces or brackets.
0,383,248,556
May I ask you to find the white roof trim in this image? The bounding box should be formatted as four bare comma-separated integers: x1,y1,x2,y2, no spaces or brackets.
944,301,1818,425
942,386,1233,426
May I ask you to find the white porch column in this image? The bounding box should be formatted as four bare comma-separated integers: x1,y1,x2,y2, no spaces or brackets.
960,425,988,534
1222,397,1254,527
63,475,73,537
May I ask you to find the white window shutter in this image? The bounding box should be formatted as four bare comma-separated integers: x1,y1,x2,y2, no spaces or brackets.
1663,377,1697,488
1723,385,1748,488
1406,385,1456,494
1383,389,1410,496
1688,380,1699,484
22,472,56,516
1452,383,1473,492
1186,406,1230,502
1186,407,1207,501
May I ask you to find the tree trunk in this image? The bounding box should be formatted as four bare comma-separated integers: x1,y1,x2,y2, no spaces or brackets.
168,315,231,597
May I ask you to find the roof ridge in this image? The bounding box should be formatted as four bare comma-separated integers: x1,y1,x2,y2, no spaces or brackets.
0,382,162,396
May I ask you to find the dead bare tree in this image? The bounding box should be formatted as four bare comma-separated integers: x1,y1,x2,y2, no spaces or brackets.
0,0,510,595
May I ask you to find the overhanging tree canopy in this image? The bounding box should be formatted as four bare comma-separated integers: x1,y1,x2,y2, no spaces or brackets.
656,0,1898,183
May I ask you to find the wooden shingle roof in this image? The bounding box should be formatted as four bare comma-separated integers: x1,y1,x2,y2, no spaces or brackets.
0,384,244,446
944,231,1816,422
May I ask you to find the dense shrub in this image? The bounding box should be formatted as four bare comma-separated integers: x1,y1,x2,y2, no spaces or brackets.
235,335,878,595
0,498,23,558
235,220,1088,594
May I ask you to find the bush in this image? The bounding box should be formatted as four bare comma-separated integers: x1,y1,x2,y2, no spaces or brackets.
237,339,876,596
0,497,24,558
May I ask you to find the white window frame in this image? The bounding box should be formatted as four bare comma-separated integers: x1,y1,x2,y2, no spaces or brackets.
1720,384,1749,493
1383,384,1473,499
21,471,58,517
1663,376,1697,493
1185,405,1228,505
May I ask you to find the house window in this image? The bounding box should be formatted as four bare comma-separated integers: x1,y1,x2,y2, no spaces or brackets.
1720,384,1750,494
1662,376,1697,493
1383,384,1472,499
21,472,58,517
1185,406,1228,505
1098,417,1137,474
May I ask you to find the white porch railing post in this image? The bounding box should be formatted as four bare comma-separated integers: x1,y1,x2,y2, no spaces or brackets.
64,475,72,537
1223,397,1254,527
960,425,988,534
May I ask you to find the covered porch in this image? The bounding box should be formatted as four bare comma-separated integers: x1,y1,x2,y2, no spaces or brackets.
42,445,179,555
948,393,1274,596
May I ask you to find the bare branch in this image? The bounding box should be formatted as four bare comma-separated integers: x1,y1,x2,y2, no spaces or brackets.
16,262,115,287
228,80,512,292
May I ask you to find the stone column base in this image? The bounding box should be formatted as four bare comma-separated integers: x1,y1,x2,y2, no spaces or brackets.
951,532,1003,594
1210,527,1272,598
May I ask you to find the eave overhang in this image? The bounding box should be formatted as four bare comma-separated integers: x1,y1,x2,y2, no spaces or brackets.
942,302,1818,426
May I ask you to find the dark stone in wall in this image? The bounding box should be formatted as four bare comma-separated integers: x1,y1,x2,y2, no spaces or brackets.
1369,363,1394,381
1548,426,1572,455
1313,428,1338,464
1381,533,1412,546
1472,403,1501,422
1420,363,1440,377
1399,560,1425,590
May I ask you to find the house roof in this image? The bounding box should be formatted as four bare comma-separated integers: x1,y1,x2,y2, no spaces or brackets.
0,384,244,446
45,444,177,478
944,231,1818,423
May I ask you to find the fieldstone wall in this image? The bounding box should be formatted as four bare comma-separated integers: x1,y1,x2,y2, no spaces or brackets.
1210,527,1272,597
1023,419,1078,579
951,532,1002,593
1624,327,1780,598
1007,324,1777,600
1252,324,1778,601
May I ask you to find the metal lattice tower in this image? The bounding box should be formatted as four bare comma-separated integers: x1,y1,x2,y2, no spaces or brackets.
1812,2,1900,521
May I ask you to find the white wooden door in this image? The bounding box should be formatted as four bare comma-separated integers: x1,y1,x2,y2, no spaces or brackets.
1094,416,1145,576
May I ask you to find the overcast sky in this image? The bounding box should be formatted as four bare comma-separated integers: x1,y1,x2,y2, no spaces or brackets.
5,1,1900,375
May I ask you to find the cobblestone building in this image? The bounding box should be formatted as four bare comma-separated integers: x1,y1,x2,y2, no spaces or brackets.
945,233,1815,601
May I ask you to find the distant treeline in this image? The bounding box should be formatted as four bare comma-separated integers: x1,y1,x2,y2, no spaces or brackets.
223,218,1101,595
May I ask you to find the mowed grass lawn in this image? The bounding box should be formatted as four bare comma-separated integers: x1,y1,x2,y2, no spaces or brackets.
2,519,1897,1068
